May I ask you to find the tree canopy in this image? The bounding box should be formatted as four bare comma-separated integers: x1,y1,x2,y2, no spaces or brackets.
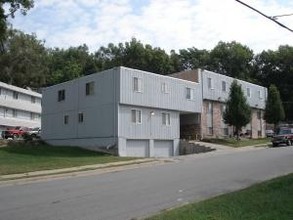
0,27,292,121
0,0,34,52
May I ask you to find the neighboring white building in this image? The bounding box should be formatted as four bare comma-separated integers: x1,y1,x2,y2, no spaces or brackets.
0,81,42,130
42,67,202,157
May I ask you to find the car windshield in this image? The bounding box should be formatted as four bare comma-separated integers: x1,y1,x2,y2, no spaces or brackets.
278,129,292,135
32,127,39,131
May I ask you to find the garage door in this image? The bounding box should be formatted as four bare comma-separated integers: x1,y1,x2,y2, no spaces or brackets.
126,140,149,157
154,140,173,157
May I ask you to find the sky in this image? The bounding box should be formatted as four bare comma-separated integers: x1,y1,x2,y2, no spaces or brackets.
8,0,293,53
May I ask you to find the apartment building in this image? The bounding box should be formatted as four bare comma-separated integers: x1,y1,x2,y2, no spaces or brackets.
0,81,42,130
171,69,267,139
42,67,202,157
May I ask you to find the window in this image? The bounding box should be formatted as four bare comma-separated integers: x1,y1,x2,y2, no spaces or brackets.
208,77,213,89
222,81,227,92
0,87,2,95
30,112,35,120
258,130,262,137
12,109,17,118
78,113,84,123
64,115,69,124
223,128,229,136
186,87,193,100
246,87,251,97
257,111,261,120
221,104,226,116
31,96,36,103
13,91,18,100
162,112,171,126
161,82,169,94
133,77,142,92
207,102,213,114
131,109,142,124
86,81,95,96
208,127,213,135
58,90,65,102
258,90,263,99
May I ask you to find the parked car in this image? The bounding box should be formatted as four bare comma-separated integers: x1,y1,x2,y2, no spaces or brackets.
25,127,41,139
2,127,31,139
271,127,293,147
265,129,274,137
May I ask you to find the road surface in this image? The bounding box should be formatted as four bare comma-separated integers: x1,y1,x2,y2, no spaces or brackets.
0,147,292,220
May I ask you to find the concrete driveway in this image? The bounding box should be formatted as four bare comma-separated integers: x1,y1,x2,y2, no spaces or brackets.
0,146,292,220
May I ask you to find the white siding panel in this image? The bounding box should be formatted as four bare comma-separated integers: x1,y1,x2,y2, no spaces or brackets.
201,70,267,110
119,67,202,113
119,105,179,140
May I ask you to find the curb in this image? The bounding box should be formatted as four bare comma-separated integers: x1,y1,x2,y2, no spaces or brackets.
0,158,158,182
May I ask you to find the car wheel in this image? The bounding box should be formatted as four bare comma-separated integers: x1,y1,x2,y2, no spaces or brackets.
272,143,278,147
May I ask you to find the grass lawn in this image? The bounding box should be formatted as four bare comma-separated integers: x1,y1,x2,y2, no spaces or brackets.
202,138,271,147
0,143,134,175
147,173,293,220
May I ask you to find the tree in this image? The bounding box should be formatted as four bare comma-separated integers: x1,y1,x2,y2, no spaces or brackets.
0,0,34,52
178,47,210,70
208,41,254,80
47,44,97,85
254,45,293,120
223,80,252,140
95,38,173,74
264,85,285,130
0,29,49,88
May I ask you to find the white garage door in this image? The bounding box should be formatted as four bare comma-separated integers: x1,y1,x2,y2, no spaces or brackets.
154,140,173,157
126,140,149,157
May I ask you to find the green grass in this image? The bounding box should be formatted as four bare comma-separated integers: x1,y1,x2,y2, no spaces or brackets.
147,173,293,220
202,138,270,147
0,143,133,175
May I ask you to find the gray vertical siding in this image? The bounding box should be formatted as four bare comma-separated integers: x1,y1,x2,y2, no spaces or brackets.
118,105,179,140
119,67,202,113
201,70,267,109
42,68,119,141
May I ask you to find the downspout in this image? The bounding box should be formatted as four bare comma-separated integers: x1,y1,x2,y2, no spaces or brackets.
200,68,204,140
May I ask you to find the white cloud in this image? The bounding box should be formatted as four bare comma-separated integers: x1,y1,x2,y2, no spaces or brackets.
8,0,293,53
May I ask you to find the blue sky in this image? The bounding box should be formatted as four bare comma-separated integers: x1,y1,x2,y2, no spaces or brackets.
8,0,293,53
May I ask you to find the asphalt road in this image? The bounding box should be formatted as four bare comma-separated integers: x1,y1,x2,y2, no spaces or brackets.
0,147,292,220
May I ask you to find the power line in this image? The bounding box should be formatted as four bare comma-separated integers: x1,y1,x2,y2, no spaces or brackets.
235,0,293,33
271,13,293,20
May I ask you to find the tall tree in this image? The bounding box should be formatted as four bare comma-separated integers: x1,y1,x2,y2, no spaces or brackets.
208,41,254,80
0,0,34,52
264,85,285,130
0,29,49,88
223,80,252,140
95,38,173,74
48,44,97,85
254,45,293,120
178,47,210,70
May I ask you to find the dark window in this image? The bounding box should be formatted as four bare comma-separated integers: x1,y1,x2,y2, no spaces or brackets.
13,91,19,99
31,96,36,103
64,115,69,124
58,90,65,102
86,82,95,96
78,113,83,123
